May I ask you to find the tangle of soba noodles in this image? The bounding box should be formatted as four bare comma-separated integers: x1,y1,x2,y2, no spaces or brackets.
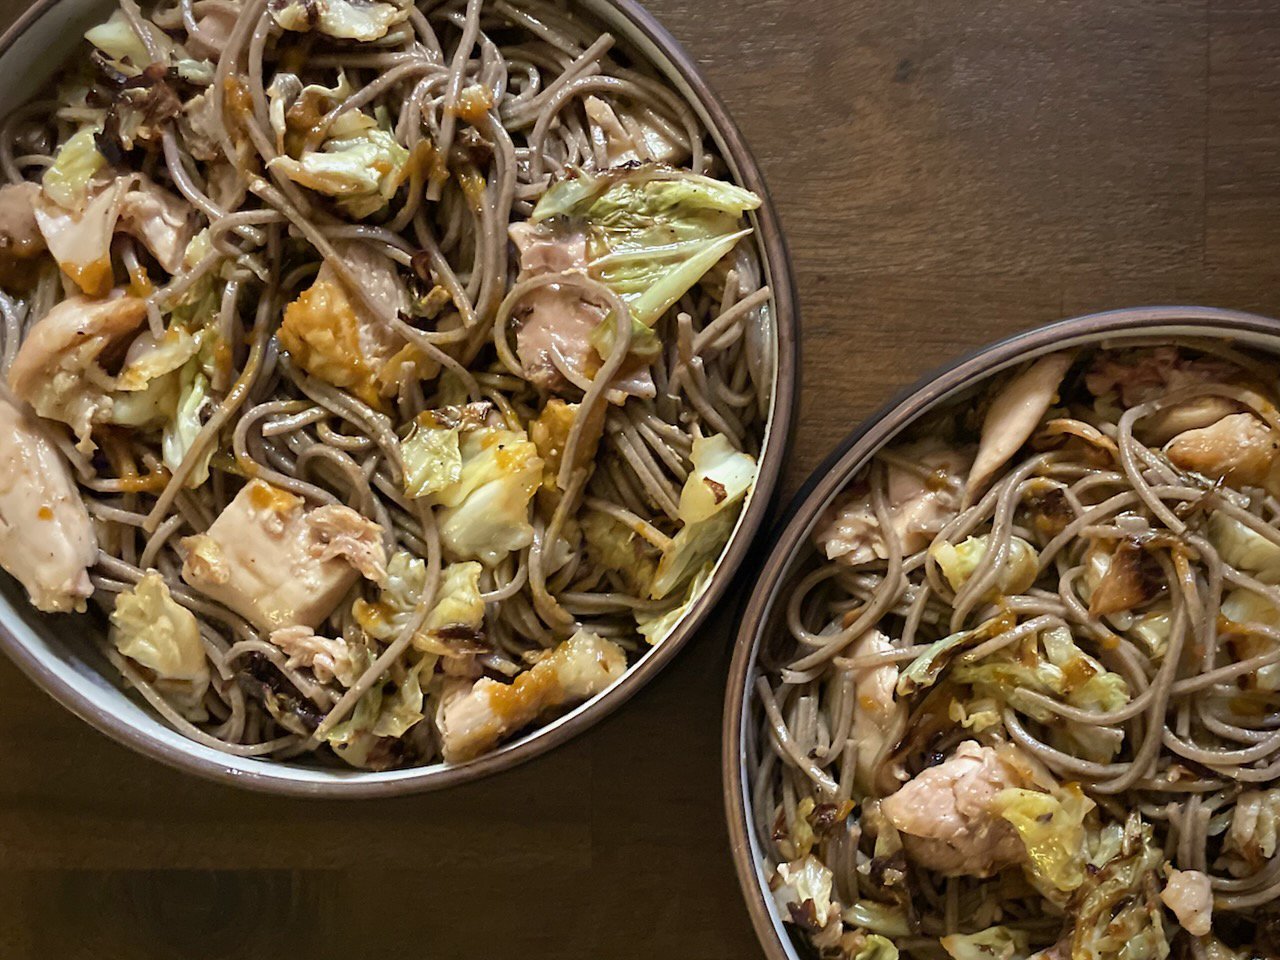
752,341,1279,960
0,0,774,770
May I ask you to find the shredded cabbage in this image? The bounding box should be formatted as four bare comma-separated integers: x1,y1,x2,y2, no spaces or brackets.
651,433,756,599
354,551,485,655
532,164,761,326
581,509,658,597
770,855,840,935
849,935,900,960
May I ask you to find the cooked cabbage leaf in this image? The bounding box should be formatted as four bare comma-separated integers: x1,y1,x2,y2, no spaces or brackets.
1210,512,1280,584
42,125,105,213
636,564,711,646
582,509,658,597
354,550,485,655
940,926,1030,960
1220,588,1280,691
992,784,1093,898
651,433,756,599
770,855,840,936
110,571,210,719
1067,813,1170,960
841,901,910,937
269,115,410,218
531,164,761,326
849,935,900,960
930,534,1039,596
953,625,1129,761
162,363,214,487
429,426,543,566
401,414,462,498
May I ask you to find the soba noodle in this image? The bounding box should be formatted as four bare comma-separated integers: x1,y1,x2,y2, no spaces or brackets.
753,342,1275,959
0,0,773,770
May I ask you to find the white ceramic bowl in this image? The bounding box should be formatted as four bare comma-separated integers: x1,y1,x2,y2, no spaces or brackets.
0,0,798,796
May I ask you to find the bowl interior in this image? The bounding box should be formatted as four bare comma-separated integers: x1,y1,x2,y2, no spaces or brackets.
727,310,1280,960
0,0,794,796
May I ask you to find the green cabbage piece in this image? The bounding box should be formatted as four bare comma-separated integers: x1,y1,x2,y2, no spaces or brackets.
851,935,900,960
84,10,170,75
42,126,105,212
110,571,209,683
952,626,1129,761
635,564,711,646
841,901,910,937
1220,588,1280,691
896,614,1013,696
1209,513,1280,584
992,785,1093,897
324,657,433,770
531,164,761,327
930,534,1039,596
770,855,839,935
401,415,463,499
428,426,543,566
162,363,214,487
581,509,658,597
354,550,484,655
940,926,1030,960
650,433,756,599
1067,813,1170,960
590,312,662,365
268,115,410,218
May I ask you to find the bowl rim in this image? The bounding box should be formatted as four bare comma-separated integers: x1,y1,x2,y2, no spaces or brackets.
722,305,1280,960
0,0,799,797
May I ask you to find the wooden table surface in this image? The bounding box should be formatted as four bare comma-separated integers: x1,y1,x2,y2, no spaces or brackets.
2,1,1279,957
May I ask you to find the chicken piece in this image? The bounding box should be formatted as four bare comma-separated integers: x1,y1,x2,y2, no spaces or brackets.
183,0,239,59
815,439,970,566
0,182,45,261
437,629,626,762
968,352,1074,498
7,290,147,452
269,625,360,686
118,177,197,274
278,242,416,409
1166,412,1280,497
848,629,906,794
1159,869,1212,936
180,479,386,631
881,740,1028,877
509,221,655,403
0,181,46,289
0,393,96,613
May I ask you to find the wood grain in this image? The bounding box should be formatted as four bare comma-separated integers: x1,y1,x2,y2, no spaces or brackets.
1,1,1279,957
